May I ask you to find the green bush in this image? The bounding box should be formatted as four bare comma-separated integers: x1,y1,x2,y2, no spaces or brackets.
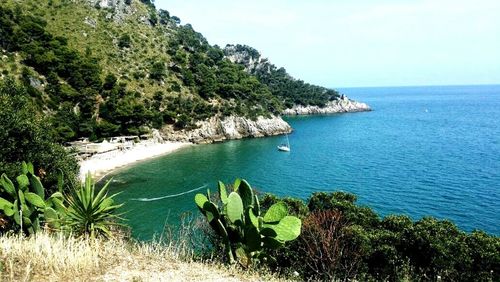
0,78,79,194
118,34,131,48
262,191,500,281
149,61,166,81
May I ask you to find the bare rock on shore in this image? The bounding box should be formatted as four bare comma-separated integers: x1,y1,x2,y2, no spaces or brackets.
283,96,371,115
161,115,292,144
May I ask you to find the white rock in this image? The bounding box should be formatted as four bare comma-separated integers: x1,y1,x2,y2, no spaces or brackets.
162,115,292,144
283,96,371,115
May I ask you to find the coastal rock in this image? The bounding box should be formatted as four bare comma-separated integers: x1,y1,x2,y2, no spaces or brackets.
161,115,291,144
283,96,371,115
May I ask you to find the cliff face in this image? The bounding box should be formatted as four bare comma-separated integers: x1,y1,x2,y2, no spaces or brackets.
283,96,371,115
161,115,292,144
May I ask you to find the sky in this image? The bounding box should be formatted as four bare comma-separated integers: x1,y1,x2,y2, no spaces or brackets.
155,0,500,88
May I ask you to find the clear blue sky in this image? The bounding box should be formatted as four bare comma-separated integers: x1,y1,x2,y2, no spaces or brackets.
155,0,500,88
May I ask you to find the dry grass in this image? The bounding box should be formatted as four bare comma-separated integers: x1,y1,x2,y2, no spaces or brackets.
0,232,284,282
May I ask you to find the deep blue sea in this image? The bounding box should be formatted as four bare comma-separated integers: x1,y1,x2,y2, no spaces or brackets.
108,85,500,240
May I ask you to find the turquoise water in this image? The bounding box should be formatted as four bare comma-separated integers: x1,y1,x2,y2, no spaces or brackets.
107,85,500,240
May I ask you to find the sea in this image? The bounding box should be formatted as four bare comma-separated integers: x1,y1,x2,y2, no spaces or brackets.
106,85,500,240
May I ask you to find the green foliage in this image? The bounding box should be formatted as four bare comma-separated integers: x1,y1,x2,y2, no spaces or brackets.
118,34,131,49
149,61,166,81
158,9,170,25
195,179,302,267
0,0,341,143
0,78,79,194
259,193,309,219
224,44,340,107
65,173,123,238
263,191,500,281
0,162,65,235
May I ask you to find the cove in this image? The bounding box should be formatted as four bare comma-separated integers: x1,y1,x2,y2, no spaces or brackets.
107,85,500,240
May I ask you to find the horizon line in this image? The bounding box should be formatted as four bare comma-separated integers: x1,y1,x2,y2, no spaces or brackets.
333,83,500,89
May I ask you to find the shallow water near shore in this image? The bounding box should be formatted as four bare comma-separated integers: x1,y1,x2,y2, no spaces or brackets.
107,85,500,240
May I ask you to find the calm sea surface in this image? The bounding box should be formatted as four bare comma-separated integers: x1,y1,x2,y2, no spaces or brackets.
107,85,500,240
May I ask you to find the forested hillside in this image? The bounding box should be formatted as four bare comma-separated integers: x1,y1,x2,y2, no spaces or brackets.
0,0,340,142
225,44,340,108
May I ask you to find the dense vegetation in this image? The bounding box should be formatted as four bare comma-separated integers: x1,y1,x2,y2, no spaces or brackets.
258,192,500,281
0,163,121,238
0,0,311,142
224,44,340,108
0,78,78,193
1,1,498,280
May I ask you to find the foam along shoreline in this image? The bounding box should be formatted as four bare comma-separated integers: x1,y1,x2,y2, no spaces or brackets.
78,141,191,182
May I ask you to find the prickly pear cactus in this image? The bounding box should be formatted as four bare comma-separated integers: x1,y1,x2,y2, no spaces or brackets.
0,162,66,234
194,178,302,266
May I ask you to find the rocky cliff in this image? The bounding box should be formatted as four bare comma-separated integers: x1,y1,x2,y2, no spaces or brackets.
161,115,291,144
283,96,371,115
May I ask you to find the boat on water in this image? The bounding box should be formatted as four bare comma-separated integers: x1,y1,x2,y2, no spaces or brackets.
277,134,290,152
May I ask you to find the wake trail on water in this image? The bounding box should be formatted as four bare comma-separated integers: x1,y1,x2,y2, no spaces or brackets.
130,184,208,202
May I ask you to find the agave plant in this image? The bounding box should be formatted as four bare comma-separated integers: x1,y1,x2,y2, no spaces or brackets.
65,173,123,238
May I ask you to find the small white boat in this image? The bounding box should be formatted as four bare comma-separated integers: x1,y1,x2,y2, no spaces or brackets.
277,134,290,152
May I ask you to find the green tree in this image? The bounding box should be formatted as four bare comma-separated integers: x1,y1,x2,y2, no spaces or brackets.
118,34,131,48
150,61,166,81
0,78,79,194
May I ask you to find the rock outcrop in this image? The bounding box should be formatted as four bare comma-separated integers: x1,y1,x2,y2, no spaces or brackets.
161,115,291,144
283,96,371,115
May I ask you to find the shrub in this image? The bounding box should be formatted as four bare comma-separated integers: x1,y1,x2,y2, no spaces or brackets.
298,210,364,280
118,34,131,49
0,78,79,194
149,61,166,81
266,192,500,281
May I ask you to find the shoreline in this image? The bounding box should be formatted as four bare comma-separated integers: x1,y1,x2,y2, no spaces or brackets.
77,104,370,182
78,141,192,182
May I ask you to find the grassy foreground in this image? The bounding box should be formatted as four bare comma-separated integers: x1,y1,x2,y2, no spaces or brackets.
0,232,282,282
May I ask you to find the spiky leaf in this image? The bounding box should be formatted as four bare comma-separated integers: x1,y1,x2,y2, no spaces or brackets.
213,218,229,239
267,216,302,242
239,179,254,209
245,226,261,252
263,202,288,223
194,193,209,213
248,208,259,228
28,173,45,198
253,194,260,216
233,178,241,191
1,174,16,197
261,227,278,237
27,162,35,175
262,236,284,249
25,192,46,208
218,181,228,204
21,162,29,174
13,201,20,224
16,175,29,190
203,201,220,222
226,192,243,224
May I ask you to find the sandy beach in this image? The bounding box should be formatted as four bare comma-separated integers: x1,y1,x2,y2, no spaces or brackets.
79,141,192,182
